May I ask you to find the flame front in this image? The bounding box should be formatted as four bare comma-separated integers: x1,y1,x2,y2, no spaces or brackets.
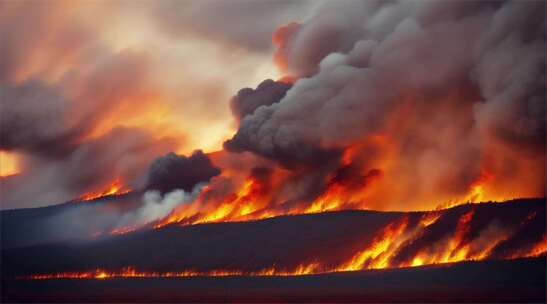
78,178,131,201
24,205,546,280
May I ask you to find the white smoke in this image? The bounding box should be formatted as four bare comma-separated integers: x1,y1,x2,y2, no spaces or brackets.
115,183,205,229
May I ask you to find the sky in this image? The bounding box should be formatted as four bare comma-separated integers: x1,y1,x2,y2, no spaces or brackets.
0,0,317,208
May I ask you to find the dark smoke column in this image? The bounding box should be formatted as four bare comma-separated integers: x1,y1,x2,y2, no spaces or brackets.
146,150,220,194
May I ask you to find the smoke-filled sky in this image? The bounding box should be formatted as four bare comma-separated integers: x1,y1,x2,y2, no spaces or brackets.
0,0,316,208
0,0,545,211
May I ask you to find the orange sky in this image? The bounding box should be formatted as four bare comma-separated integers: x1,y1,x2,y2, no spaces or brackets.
1,1,292,177
0,151,19,177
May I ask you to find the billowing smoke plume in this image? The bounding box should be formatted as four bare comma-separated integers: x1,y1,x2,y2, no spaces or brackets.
115,184,205,229
224,0,545,210
146,151,220,194
230,79,291,121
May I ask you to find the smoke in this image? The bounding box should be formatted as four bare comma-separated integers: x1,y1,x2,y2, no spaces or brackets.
224,0,546,209
149,0,317,52
116,184,205,229
230,79,292,121
1,0,303,209
0,81,88,157
146,151,221,194
1,128,175,209
1,0,544,216
272,0,373,78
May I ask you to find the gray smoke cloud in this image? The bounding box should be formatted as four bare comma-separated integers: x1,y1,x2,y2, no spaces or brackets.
146,151,221,194
1,128,175,209
0,81,88,157
225,0,546,208
230,79,292,121
149,0,317,52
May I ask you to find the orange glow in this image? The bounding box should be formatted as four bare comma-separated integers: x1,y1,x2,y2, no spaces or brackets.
152,168,382,230
78,178,131,201
0,151,20,177
341,217,409,271
465,170,495,203
434,170,511,210
25,265,325,280
139,160,514,234
272,22,300,78
277,75,296,84
155,176,272,228
525,235,547,258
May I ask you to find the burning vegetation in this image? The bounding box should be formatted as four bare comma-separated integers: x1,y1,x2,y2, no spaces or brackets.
4,198,545,280
77,179,131,202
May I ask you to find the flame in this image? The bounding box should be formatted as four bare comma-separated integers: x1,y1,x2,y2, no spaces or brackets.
78,178,131,201
150,150,518,233
152,169,381,230
465,170,495,203
135,163,506,235
25,264,324,280
434,170,512,210
25,210,545,280
304,182,347,214
525,235,547,257
155,176,271,228
341,217,410,271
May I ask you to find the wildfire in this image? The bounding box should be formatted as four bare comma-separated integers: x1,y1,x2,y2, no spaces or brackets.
525,235,547,257
145,140,516,232
26,265,324,280
465,170,494,203
433,169,513,211
341,217,410,271
150,165,384,231
78,178,131,201
24,205,546,280
154,176,271,228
